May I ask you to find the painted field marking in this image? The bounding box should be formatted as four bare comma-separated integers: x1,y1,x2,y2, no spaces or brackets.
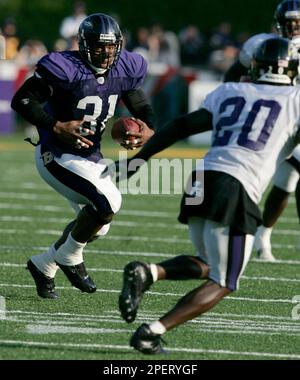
0,339,298,359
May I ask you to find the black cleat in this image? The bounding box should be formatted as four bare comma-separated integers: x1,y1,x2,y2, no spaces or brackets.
130,323,166,355
55,261,96,293
27,260,59,299
119,261,153,323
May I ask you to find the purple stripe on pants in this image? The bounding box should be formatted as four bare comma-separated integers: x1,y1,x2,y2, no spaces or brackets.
227,235,245,291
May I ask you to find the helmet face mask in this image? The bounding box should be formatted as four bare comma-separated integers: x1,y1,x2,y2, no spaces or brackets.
250,37,299,85
78,13,123,70
275,0,300,38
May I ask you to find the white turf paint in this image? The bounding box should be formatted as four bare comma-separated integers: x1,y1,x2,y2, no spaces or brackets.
0,296,5,320
26,325,132,335
0,216,186,230
0,199,298,223
4,312,298,334
0,339,299,359
1,214,300,231
23,321,300,338
0,228,190,244
2,262,300,283
7,309,295,323
0,202,176,218
2,310,299,337
0,283,295,304
1,227,300,244
2,244,300,263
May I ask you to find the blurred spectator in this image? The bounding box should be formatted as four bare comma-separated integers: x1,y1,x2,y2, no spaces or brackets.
0,29,5,59
130,27,150,57
15,39,48,139
235,31,251,49
2,18,20,59
53,38,68,52
178,25,206,67
209,22,235,51
209,44,239,80
149,20,180,68
16,39,48,71
59,1,87,48
109,12,132,50
134,22,185,128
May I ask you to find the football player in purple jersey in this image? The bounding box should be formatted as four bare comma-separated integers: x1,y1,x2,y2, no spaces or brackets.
11,13,155,299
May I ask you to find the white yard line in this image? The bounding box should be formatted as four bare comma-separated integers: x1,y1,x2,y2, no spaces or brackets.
26,325,132,334
0,229,189,244
1,244,300,261
2,227,300,245
0,216,186,229
0,339,298,359
2,262,300,282
23,323,300,337
0,202,176,218
0,283,295,304
7,309,294,322
2,244,300,262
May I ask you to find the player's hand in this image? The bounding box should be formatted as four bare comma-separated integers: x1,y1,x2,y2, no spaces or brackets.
121,118,154,150
53,119,95,149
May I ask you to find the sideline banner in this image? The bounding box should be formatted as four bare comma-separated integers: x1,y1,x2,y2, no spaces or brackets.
0,60,16,134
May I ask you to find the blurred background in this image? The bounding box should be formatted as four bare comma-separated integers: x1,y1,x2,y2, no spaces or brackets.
0,0,280,140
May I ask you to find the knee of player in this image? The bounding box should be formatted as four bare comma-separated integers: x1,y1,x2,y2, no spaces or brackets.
99,211,114,225
87,224,111,243
110,191,122,213
84,204,114,225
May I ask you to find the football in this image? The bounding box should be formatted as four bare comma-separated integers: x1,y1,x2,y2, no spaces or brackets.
111,117,140,144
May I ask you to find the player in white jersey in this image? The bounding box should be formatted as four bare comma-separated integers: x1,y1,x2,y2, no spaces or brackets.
224,0,300,262
116,36,300,354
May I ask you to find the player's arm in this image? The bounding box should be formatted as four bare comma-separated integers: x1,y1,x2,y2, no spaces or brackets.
121,89,156,149
11,75,94,148
11,75,57,129
223,60,248,82
133,108,212,161
115,108,212,180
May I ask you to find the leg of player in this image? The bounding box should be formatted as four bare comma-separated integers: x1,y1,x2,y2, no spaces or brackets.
27,211,106,299
27,146,121,298
27,220,76,299
118,256,209,323
254,160,299,262
295,179,300,251
129,220,254,354
119,216,210,323
54,205,113,293
130,281,231,355
255,186,289,262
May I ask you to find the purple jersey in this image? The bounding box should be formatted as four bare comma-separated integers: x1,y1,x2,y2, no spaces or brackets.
35,49,147,158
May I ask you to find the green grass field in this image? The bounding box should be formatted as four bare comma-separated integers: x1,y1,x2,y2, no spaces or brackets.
0,132,300,360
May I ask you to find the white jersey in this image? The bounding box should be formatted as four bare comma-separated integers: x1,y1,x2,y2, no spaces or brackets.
202,82,300,203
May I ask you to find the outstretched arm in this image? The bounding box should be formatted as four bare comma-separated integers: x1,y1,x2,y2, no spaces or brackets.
133,108,213,162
